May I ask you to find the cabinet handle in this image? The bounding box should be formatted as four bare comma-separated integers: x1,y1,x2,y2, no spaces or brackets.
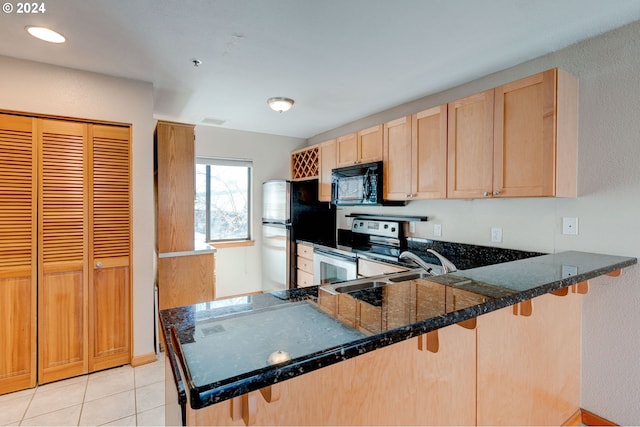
493,190,500,196
95,261,102,268
483,191,490,197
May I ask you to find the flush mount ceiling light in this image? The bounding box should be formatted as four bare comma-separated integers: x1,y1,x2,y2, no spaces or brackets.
25,26,66,43
267,97,294,113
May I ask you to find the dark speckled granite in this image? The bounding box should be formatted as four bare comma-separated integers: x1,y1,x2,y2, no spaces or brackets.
160,250,636,410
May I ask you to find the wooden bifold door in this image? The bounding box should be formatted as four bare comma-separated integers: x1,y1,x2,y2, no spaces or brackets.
0,113,131,393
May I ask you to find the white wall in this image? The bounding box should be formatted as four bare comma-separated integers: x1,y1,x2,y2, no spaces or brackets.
311,21,640,424
194,126,305,298
0,55,156,360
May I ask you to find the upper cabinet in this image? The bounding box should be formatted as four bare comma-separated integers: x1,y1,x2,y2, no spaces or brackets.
494,68,577,198
318,139,336,202
155,121,195,252
384,107,447,201
448,69,577,199
336,124,383,167
447,90,495,199
290,145,319,180
299,68,577,201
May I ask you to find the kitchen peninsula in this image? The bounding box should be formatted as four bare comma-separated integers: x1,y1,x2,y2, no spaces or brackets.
160,250,635,426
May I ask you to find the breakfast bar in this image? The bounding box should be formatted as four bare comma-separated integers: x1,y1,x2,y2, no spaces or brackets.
160,250,636,426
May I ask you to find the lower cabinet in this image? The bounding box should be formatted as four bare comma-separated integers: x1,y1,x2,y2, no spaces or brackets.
158,252,215,310
296,243,314,288
476,291,581,425
177,321,476,426
177,288,582,426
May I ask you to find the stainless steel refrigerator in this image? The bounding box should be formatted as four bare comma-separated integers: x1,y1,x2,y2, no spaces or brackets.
261,179,336,291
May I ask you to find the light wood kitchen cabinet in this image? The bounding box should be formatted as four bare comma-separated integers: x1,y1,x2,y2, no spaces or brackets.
155,121,216,309
155,121,195,253
447,89,495,199
318,139,336,202
296,242,315,288
383,107,447,201
158,251,215,310
0,114,132,392
0,114,37,395
494,68,577,197
476,291,581,425
336,125,383,167
290,145,319,180
448,68,577,199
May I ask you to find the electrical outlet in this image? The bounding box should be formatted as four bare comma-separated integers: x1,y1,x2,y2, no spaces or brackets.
562,217,579,235
491,227,502,243
433,224,442,237
562,265,578,278
409,222,416,233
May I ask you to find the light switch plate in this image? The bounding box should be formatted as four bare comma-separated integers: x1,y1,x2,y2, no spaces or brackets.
433,224,442,237
491,227,502,243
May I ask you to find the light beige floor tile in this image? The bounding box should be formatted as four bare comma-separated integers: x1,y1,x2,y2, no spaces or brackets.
20,403,81,426
101,414,136,426
135,382,164,413
79,390,135,426
0,387,35,404
85,366,135,402
136,405,165,426
0,394,31,425
134,360,165,388
34,375,88,394
24,381,86,420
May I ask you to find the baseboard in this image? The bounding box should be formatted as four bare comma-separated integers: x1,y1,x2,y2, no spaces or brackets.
130,352,158,367
581,408,618,426
563,409,583,426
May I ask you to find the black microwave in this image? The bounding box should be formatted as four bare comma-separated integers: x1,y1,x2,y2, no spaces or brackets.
332,161,401,206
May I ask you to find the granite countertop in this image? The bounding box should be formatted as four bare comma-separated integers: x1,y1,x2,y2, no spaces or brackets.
160,250,636,410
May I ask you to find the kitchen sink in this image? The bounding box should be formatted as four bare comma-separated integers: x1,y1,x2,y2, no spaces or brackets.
332,280,387,293
387,271,433,282
320,267,438,295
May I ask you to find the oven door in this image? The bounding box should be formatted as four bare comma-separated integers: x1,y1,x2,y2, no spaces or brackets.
313,249,357,285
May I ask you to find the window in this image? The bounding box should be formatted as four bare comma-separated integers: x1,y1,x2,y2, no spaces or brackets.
195,157,252,243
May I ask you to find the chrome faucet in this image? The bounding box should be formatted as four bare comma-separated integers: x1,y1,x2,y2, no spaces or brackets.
398,249,457,274
426,249,457,273
398,251,436,274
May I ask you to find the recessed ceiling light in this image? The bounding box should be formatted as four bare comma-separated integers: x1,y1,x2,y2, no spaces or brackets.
25,26,66,43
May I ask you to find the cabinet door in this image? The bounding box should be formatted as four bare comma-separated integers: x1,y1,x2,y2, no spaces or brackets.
37,119,88,384
383,116,412,201
155,121,195,253
447,90,494,199
413,106,447,199
358,258,407,277
318,139,336,202
0,114,37,394
476,292,581,425
336,133,357,166
494,69,556,197
357,124,383,164
89,125,131,371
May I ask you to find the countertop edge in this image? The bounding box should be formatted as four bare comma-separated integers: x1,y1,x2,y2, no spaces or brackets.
165,253,637,409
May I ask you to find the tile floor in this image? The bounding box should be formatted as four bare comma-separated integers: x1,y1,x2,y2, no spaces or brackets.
0,355,166,426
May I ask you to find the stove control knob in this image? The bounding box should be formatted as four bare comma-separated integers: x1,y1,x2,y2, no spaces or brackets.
384,224,389,229
391,227,396,232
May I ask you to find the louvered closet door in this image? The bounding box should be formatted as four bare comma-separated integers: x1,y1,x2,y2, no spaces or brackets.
89,124,131,371
0,114,37,394
37,119,88,384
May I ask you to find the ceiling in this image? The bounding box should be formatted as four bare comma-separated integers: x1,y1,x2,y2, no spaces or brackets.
2,0,640,139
